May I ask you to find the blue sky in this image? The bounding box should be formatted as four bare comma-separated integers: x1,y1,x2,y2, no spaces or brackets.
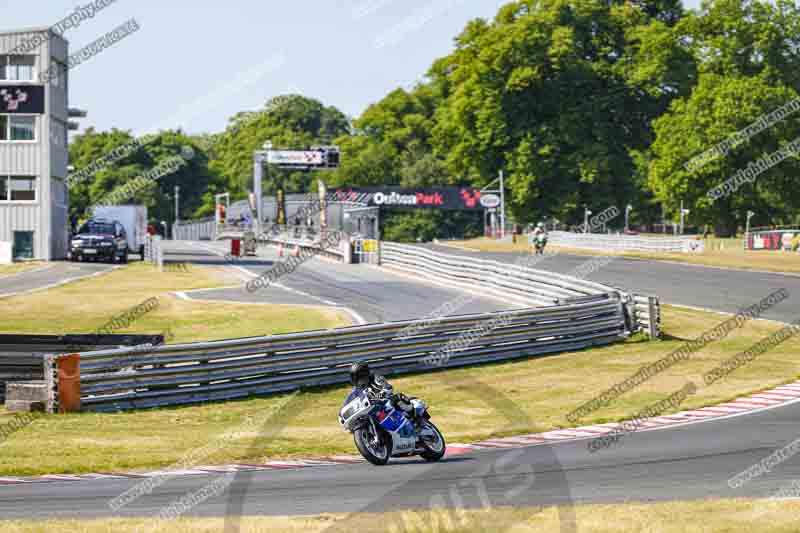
3,0,702,136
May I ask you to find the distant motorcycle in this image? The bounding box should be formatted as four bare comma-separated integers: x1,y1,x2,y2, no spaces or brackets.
339,388,446,465
534,233,548,255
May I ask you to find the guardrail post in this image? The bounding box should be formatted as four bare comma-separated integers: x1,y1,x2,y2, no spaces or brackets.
56,354,81,413
43,354,56,414
648,296,660,339
620,293,635,335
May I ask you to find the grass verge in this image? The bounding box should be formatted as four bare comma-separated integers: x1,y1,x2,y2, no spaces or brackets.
2,499,798,532
0,262,349,342
0,304,798,476
449,237,800,274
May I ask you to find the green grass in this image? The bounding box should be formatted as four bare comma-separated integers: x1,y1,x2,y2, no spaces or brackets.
453,236,800,274
0,262,349,342
0,305,797,476
4,499,798,532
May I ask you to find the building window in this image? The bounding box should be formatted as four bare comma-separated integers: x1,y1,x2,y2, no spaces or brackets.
13,231,35,259
0,176,37,202
0,55,36,82
0,115,37,141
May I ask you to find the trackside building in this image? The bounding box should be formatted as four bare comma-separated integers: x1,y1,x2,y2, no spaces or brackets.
0,27,70,261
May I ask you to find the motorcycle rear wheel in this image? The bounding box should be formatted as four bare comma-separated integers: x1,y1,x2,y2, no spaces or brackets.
354,426,390,466
419,421,446,462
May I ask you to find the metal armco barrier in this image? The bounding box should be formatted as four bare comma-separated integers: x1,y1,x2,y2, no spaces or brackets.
0,334,164,407
379,242,660,338
53,301,629,412
634,295,662,340
381,242,614,307
548,231,704,253
51,237,661,412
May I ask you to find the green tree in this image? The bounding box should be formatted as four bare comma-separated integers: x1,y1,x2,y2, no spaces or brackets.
648,0,800,235
209,94,351,210
430,0,691,227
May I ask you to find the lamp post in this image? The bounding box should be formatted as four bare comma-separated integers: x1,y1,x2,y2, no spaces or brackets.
174,185,180,225
745,210,755,250
584,208,592,233
680,203,690,235
160,221,167,239
625,204,633,233
499,170,505,239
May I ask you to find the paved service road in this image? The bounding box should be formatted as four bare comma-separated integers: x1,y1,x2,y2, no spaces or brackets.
424,244,800,324
2,396,799,520
0,262,116,299
162,240,509,324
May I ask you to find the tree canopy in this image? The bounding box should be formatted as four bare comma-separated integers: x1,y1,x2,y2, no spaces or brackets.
69,0,800,239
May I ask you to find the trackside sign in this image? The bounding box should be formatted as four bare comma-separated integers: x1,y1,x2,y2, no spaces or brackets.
333,187,485,210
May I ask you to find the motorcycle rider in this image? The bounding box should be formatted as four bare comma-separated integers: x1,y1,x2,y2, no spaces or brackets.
531,222,548,254
346,362,418,422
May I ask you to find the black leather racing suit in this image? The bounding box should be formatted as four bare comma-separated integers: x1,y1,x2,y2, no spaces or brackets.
344,374,416,420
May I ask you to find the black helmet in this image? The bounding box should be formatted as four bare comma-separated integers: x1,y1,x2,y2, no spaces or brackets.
349,361,371,387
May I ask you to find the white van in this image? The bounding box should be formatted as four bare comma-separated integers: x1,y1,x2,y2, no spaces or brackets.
91,205,148,259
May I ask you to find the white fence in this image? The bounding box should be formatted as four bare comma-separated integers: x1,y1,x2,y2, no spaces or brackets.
548,231,705,253
143,235,163,270
173,218,216,241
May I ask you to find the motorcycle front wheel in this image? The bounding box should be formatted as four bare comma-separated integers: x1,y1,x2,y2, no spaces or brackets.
354,426,390,466
419,421,446,462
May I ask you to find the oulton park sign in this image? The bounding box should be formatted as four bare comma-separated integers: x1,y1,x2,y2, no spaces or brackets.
332,187,486,210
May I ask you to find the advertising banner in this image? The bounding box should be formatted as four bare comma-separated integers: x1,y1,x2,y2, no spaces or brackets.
0,85,45,114
747,230,800,251
331,187,485,210
267,150,324,167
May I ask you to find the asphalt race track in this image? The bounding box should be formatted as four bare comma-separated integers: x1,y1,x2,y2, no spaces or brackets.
2,397,799,520
3,241,800,523
162,240,510,323
0,261,116,299
424,243,800,324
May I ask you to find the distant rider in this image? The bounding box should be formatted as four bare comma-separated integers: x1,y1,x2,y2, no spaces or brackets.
531,222,548,254
345,362,418,422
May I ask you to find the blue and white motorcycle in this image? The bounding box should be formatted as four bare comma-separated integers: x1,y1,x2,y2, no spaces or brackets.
339,386,446,466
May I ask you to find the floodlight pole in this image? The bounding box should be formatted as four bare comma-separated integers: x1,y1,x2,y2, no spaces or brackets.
499,170,505,239
679,200,690,235
745,210,755,250
625,204,633,232
174,185,180,225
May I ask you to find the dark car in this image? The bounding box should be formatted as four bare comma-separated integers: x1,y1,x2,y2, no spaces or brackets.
69,219,129,263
